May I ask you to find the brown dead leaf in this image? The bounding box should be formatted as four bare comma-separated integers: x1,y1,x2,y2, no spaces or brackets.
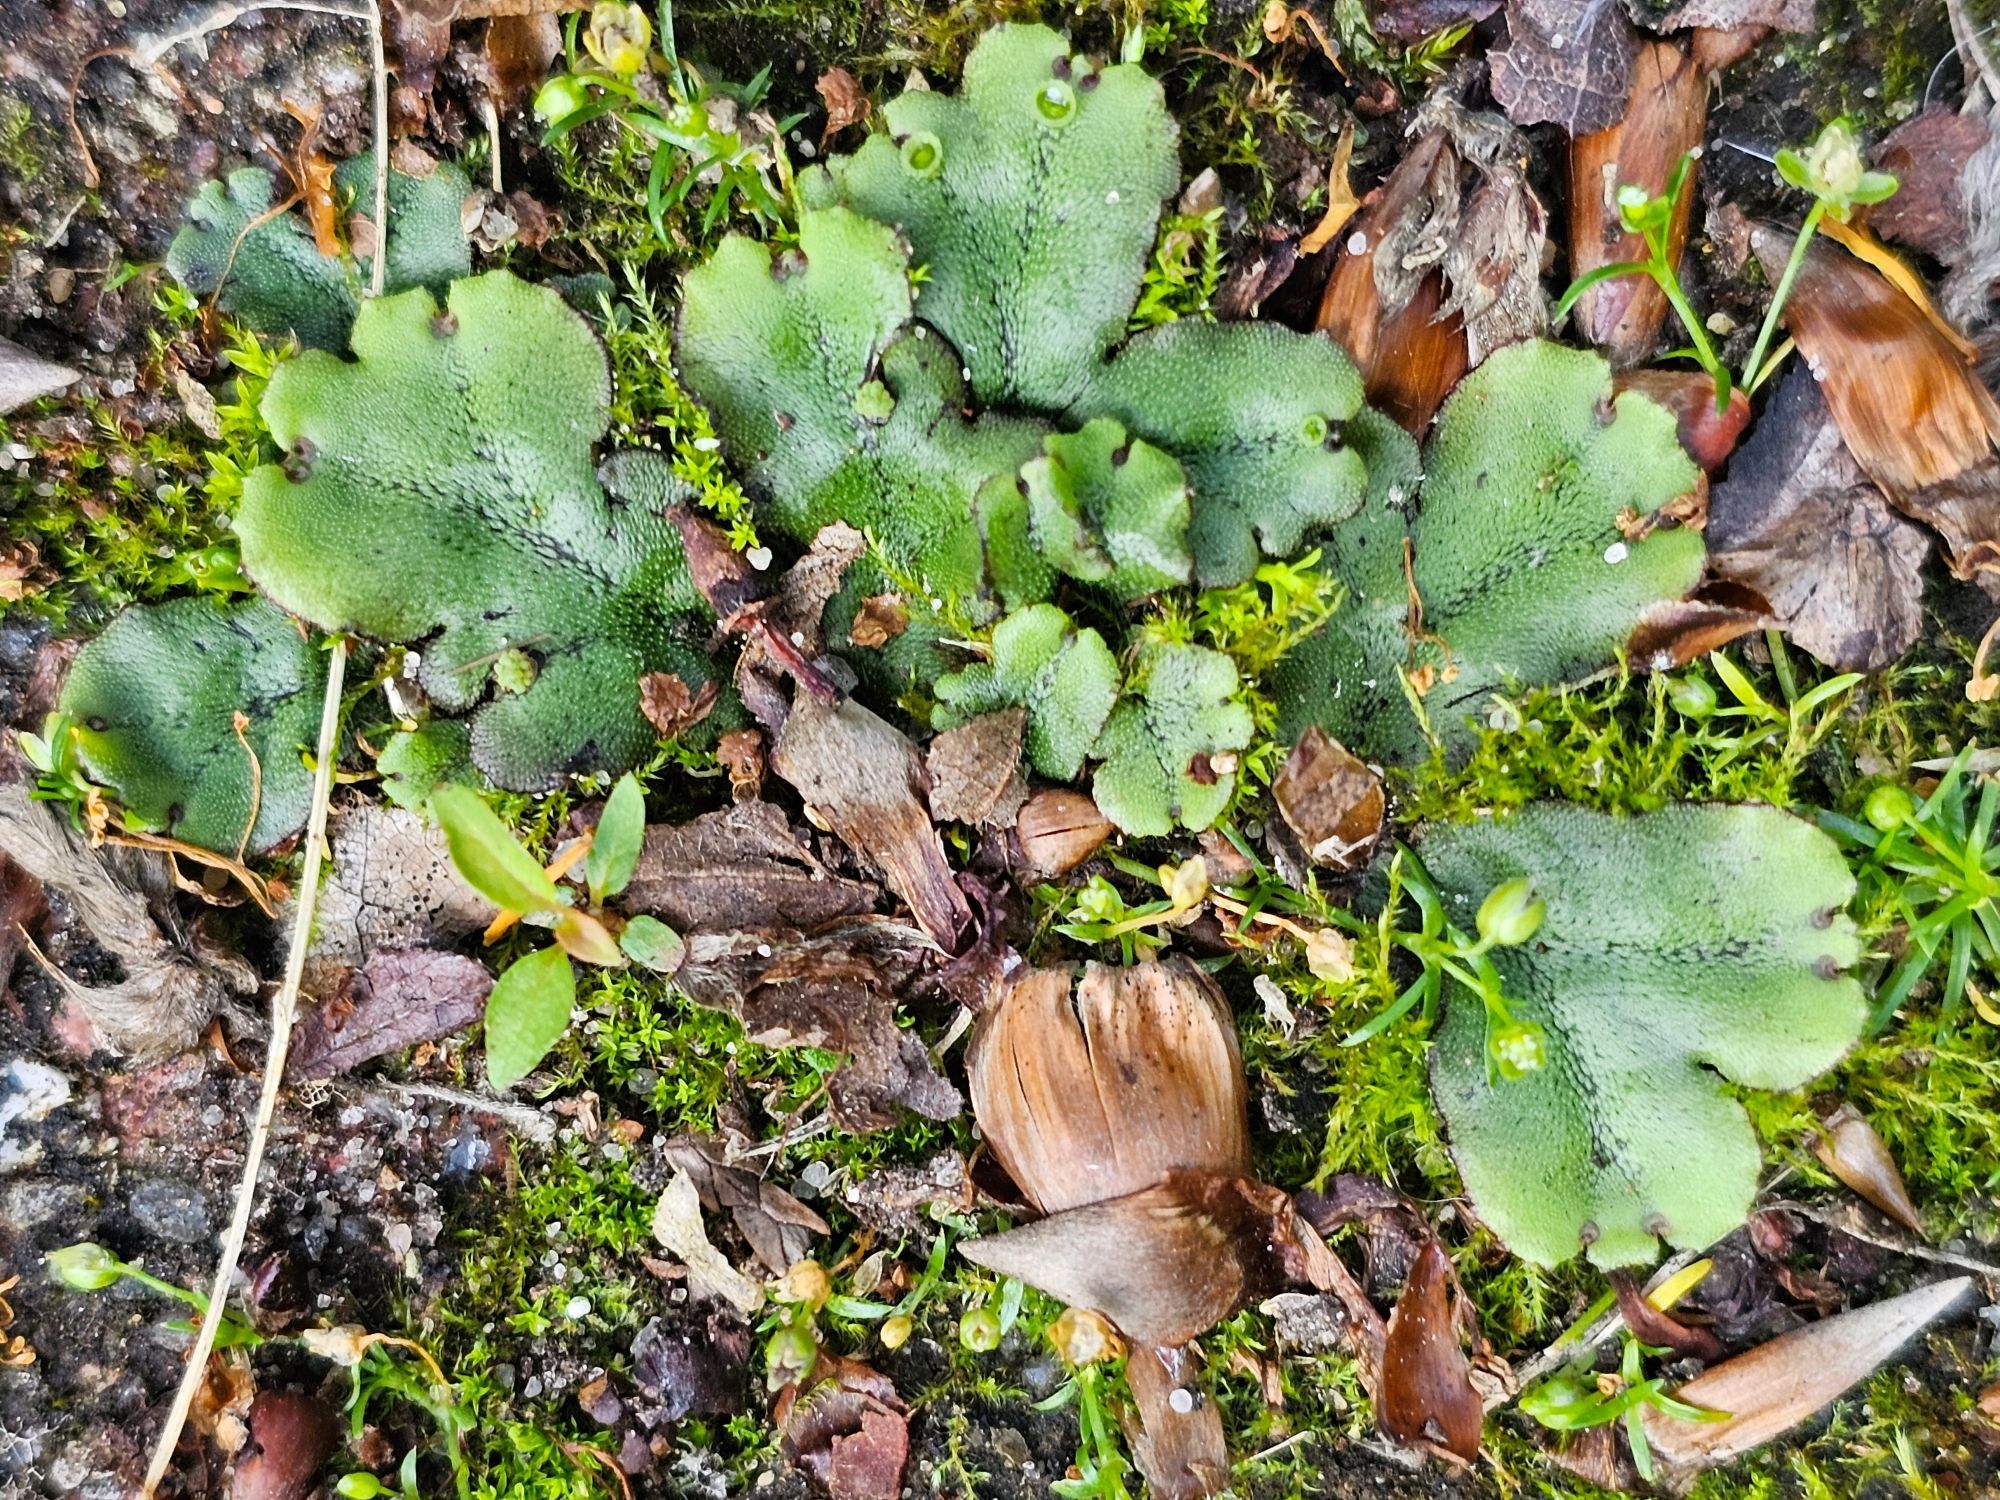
1811,1102,1923,1236
1378,1241,1483,1463
718,729,765,800
484,13,563,111
652,1167,764,1316
1297,124,1361,258
631,1307,751,1424
639,671,719,740
1751,227,2000,571
659,1133,831,1275
1634,0,1812,32
0,853,48,1009
771,693,972,952
1012,788,1114,879
1707,370,1930,671
1490,0,1637,137
1872,106,1991,264
1271,726,1383,871
308,803,491,990
1567,39,1707,366
621,801,875,933
0,539,50,603
1609,1270,1727,1362
816,66,870,146
230,1390,339,1500
676,920,961,1129
846,593,908,649
778,1355,909,1500
289,948,492,1080
924,709,1028,828
1125,1343,1229,1500
1370,0,1500,40
1642,1278,1975,1473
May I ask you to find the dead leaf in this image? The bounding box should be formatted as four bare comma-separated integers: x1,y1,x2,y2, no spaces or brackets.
639,671,719,740
1609,1270,1727,1363
309,803,492,987
846,593,908,649
1271,726,1383,871
925,709,1028,828
1124,1343,1229,1500
1642,1278,1976,1472
230,1390,339,1500
778,1356,910,1500
630,1308,750,1425
1751,227,2000,572
1633,0,1813,31
771,693,972,952
1616,369,1751,472
1297,124,1361,257
1378,1241,1483,1463
1011,788,1113,879
816,66,870,146
1811,1103,1923,1236
652,1167,765,1316
1490,0,1637,137
658,1133,831,1276
718,728,765,800
1872,106,1990,265
1370,0,1500,40
675,919,960,1129
1567,39,1707,365
0,335,79,416
1440,157,1549,363
483,13,564,111
289,948,492,1079
620,801,876,933
1707,370,1931,671
1624,588,1770,671
0,853,48,1008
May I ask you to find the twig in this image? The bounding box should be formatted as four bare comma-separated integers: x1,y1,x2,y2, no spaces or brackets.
140,640,348,1497
363,0,390,295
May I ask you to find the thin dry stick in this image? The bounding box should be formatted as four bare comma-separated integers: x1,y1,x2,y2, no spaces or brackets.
139,640,348,1497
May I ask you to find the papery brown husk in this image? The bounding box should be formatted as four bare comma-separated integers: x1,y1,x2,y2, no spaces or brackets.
966,960,1250,1216
1567,39,1707,367
1125,1343,1229,1500
1752,228,2000,575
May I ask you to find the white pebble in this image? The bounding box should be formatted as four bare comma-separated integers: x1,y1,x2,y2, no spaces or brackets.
1603,541,1629,565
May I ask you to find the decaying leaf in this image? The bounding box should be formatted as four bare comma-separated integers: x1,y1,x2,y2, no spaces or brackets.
1010,788,1114,880
639,671,719,740
1297,124,1361,257
778,1353,910,1500
816,66,870,144
1872,106,1991,265
924,709,1029,828
619,801,876,934
1566,39,1707,366
1271,726,1384,871
652,1167,765,1316
289,948,492,1079
1490,0,1637,137
675,920,961,1129
1124,1343,1228,1500
771,693,971,952
1378,1241,1483,1463
631,1308,751,1424
1752,228,2000,576
1641,1278,1976,1472
1811,1103,1923,1235
307,803,492,990
658,1134,831,1275
1707,371,1930,671
0,335,78,416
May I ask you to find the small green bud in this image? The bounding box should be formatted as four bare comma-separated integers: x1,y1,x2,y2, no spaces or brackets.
48,1242,123,1292
533,74,591,124
1490,1019,1548,1080
1864,784,1918,833
1476,877,1545,948
880,1313,914,1350
853,379,896,422
1667,674,1716,720
765,1318,819,1391
958,1305,1002,1353
336,1476,393,1500
1073,876,1124,926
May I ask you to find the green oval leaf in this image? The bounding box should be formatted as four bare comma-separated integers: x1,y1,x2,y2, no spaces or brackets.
618,914,686,974
484,946,577,1090
431,784,562,914
586,773,646,905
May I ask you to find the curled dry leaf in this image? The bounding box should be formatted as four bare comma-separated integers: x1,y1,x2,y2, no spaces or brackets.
1011,787,1114,879
815,66,871,146
1872,106,1991,265
639,671,719,740
1271,725,1384,871
620,801,875,934
1752,228,2000,576
1316,133,1469,433
1610,1270,1726,1362
1567,39,1706,366
288,948,492,1079
925,708,1029,828
659,1133,831,1276
1378,1241,1483,1463
1624,584,1771,672
771,693,972,952
1490,0,1638,138
1707,371,1929,671
778,1353,910,1500
651,1166,765,1316
1811,1103,1923,1235
1641,1277,1976,1473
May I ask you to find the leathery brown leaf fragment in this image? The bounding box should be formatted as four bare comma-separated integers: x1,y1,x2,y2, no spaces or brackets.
1378,1241,1484,1463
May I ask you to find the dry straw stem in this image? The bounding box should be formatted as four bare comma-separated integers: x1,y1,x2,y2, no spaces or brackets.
140,639,349,1496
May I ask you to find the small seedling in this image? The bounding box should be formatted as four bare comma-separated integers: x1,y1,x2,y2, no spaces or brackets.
1520,1331,1725,1482
433,776,684,1089
1818,746,2000,1032
47,1241,261,1349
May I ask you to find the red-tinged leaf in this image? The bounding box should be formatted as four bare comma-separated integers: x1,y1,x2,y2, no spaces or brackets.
1377,1241,1483,1463
1616,369,1751,471
289,947,492,1079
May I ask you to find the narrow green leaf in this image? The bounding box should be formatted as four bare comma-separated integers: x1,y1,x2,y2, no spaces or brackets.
618,914,686,974
432,784,563,914
587,773,647,904
484,946,576,1089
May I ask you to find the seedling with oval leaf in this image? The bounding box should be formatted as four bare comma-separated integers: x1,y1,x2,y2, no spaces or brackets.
431,777,683,1089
